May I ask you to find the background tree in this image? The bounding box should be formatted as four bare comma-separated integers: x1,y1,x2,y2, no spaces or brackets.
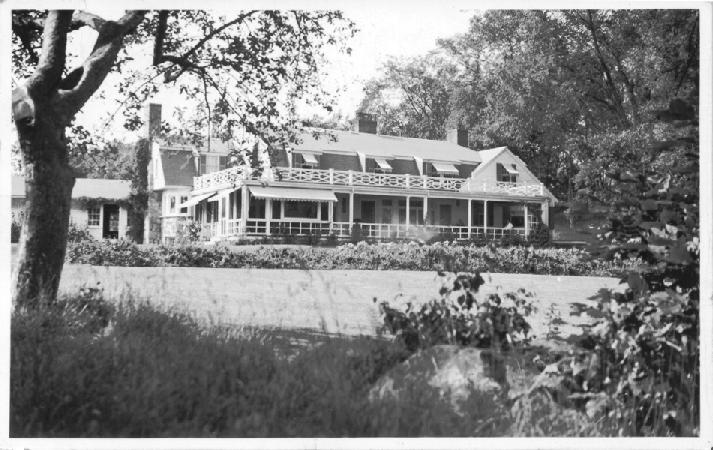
359,10,699,204
11,9,355,307
357,54,455,139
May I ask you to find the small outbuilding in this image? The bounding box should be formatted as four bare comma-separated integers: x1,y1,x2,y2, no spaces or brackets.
11,175,132,240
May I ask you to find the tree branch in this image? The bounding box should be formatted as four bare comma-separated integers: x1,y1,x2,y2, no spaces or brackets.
71,10,107,31
27,10,74,99
57,11,146,120
152,11,258,81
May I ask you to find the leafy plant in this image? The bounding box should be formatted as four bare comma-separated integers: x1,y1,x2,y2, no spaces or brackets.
375,271,534,352
67,223,94,243
552,98,700,436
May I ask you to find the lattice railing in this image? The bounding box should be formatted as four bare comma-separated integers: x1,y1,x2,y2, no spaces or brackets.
193,166,251,191
194,165,546,197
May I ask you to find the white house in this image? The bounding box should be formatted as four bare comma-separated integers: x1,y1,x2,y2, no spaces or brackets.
11,175,131,240
145,105,557,243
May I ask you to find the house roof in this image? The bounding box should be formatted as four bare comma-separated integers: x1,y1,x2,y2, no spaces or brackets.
11,175,131,200
160,149,197,186
293,129,483,164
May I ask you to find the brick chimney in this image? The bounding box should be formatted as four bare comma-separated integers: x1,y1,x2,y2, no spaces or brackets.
353,112,377,134
144,102,162,141
447,127,468,147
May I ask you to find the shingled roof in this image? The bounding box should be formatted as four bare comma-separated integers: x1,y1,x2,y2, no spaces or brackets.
293,129,483,164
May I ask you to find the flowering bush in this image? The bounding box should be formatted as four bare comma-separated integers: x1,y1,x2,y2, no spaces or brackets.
375,271,534,352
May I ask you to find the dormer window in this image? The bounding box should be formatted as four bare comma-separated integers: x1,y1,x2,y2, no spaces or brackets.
497,163,519,183
430,162,460,178
373,158,392,174
299,152,319,169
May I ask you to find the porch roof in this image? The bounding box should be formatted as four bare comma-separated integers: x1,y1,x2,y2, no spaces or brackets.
249,186,337,202
179,191,216,208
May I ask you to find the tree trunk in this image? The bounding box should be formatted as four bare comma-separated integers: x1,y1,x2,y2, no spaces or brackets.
12,112,74,308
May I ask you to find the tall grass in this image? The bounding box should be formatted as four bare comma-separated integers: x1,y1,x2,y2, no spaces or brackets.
11,289,678,437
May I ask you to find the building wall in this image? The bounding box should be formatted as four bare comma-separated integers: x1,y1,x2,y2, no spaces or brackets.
69,200,129,240
389,159,420,176
318,153,361,172
332,194,477,226
459,164,478,178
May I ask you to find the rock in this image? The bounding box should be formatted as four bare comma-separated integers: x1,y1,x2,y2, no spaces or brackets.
369,345,508,414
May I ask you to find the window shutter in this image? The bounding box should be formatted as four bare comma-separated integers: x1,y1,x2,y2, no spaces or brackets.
219,156,228,171
200,155,207,175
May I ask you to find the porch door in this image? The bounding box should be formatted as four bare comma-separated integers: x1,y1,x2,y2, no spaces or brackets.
439,204,452,226
102,204,120,239
360,201,375,223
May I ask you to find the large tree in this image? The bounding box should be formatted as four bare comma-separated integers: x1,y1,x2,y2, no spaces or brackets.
11,9,355,307
359,10,698,201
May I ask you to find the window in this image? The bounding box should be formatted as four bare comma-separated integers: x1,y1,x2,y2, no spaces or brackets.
169,196,176,213
179,196,188,214
284,201,318,219
299,153,319,169
497,163,519,183
87,207,100,226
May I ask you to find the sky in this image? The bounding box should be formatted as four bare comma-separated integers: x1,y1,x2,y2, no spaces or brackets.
72,5,476,141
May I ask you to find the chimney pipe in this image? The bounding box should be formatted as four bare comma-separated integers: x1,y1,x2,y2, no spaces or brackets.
144,103,162,142
353,112,377,134
446,127,468,147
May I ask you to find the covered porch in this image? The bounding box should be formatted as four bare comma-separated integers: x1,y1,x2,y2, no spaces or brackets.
186,184,550,242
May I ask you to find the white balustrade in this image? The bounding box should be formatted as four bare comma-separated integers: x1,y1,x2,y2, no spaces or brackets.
194,166,545,197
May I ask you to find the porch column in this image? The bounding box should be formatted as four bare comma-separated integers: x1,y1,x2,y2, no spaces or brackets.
348,192,354,231
423,196,428,225
541,200,549,226
524,203,530,237
265,199,272,236
405,196,410,231
467,199,472,238
483,200,488,238
217,196,223,237
240,185,249,235
328,199,334,223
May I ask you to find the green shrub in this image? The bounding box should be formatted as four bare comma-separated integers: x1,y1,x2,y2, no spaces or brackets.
67,223,94,242
375,271,533,352
65,239,632,276
563,113,700,436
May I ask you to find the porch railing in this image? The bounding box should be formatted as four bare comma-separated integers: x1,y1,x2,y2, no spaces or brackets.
200,218,527,241
193,166,546,197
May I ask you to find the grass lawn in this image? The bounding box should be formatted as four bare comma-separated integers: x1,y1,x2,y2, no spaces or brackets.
57,264,623,350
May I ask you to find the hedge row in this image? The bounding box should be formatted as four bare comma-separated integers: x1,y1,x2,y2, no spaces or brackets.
65,240,630,276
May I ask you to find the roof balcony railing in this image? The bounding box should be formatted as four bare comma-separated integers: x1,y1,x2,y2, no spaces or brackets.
193,166,545,197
